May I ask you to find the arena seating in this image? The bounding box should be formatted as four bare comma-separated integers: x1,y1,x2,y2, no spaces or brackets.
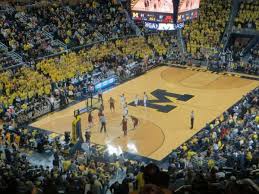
183,0,231,56
251,43,259,60
147,32,180,59
0,35,157,114
27,0,134,48
0,11,63,60
0,1,258,194
0,87,258,194
0,67,51,109
234,1,259,30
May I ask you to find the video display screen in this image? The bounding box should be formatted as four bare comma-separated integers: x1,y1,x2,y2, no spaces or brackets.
131,0,174,23
131,0,200,30
177,0,200,22
132,0,174,14
131,0,200,24
178,0,200,13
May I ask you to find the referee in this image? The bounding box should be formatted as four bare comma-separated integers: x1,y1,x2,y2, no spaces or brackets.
190,110,194,129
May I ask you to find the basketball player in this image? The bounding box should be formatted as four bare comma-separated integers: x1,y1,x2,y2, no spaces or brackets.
143,92,148,107
88,111,93,128
134,95,139,107
100,102,104,112
98,89,103,103
123,102,129,117
108,97,115,112
98,109,103,118
130,115,139,129
100,113,107,133
190,110,194,129
120,93,126,107
121,116,128,136
85,128,91,145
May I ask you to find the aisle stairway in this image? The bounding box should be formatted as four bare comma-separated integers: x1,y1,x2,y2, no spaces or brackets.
0,41,25,70
177,29,186,54
221,0,240,51
122,5,142,36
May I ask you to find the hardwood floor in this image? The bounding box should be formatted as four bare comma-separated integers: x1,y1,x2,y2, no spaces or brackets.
30,66,259,160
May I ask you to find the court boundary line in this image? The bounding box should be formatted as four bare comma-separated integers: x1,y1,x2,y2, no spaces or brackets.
27,64,258,163
165,63,259,81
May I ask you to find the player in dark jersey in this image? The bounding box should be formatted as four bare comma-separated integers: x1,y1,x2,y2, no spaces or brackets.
98,89,103,103
130,115,139,129
121,116,128,136
85,129,91,145
108,97,115,112
88,111,93,128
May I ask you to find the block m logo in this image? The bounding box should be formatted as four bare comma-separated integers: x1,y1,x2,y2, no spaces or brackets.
128,89,194,113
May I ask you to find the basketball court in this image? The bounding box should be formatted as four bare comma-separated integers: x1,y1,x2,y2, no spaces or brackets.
30,66,259,160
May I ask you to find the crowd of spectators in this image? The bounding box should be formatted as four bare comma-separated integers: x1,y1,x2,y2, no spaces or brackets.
1,33,173,122
251,43,259,60
227,61,259,75
0,9,63,60
30,0,134,45
234,0,259,30
183,0,231,57
147,32,180,59
0,85,258,194
0,0,135,63
0,2,258,193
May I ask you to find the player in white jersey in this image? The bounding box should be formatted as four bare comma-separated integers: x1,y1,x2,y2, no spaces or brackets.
143,92,148,107
134,95,139,106
123,102,128,117
120,93,126,107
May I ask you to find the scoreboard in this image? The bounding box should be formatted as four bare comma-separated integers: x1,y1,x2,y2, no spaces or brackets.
131,0,200,30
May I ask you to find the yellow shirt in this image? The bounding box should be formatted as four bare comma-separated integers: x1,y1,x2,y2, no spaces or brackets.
21,104,28,110
136,172,144,191
63,160,71,171
246,152,252,161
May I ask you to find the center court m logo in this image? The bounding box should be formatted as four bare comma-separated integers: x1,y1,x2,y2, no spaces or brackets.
128,89,194,113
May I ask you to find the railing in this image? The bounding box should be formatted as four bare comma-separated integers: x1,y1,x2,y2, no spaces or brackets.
0,41,26,71
232,27,259,36
0,62,26,72
123,9,142,36
6,51,23,63
96,31,105,41
0,5,15,14
41,30,67,50
0,42,8,51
